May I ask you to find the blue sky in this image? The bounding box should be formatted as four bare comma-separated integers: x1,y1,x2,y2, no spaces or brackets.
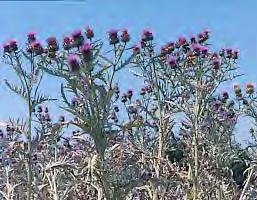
0,0,256,142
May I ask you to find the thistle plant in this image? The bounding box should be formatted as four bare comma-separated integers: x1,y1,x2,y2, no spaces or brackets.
129,29,243,199
0,26,255,200
1,34,56,199
39,27,136,199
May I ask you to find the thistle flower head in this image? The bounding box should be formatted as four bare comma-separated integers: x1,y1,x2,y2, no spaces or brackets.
192,43,202,52
85,26,94,39
3,42,11,53
221,91,229,100
200,46,208,55
203,29,210,37
71,29,82,39
63,36,71,44
212,100,221,109
8,39,18,51
226,48,233,58
233,83,242,96
140,87,146,95
81,42,93,62
121,94,127,103
161,42,174,55
81,42,91,52
190,34,197,43
108,29,119,44
47,37,57,46
213,57,220,70
121,28,130,43
219,48,225,56
27,31,36,43
167,55,177,68
30,41,43,55
67,54,80,72
114,106,119,112
127,89,133,99
142,29,153,42
246,83,254,94
71,29,84,47
198,29,209,43
63,35,71,50
132,44,140,55
37,106,43,113
232,49,239,59
178,36,186,46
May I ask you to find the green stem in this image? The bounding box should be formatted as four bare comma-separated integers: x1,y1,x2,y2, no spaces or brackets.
27,99,33,200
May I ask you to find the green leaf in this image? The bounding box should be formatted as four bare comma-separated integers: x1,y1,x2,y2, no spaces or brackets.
4,79,28,99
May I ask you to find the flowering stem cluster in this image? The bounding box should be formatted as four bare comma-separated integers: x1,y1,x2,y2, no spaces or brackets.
1,27,256,200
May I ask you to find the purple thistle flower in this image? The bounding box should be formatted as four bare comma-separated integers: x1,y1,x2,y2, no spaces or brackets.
198,29,209,43
127,105,137,114
71,29,82,39
198,32,204,39
203,29,210,37
213,58,219,70
3,42,11,53
200,46,208,55
63,35,71,50
232,49,239,59
85,26,94,39
178,36,186,46
114,106,119,112
47,36,59,52
132,44,140,55
226,48,232,53
108,29,119,44
121,94,127,103
37,106,43,113
27,31,36,43
71,29,84,47
31,41,44,55
192,43,202,52
161,45,167,55
219,48,225,56
212,100,221,110
142,29,153,42
190,34,197,43
47,37,57,46
221,91,229,100
67,54,80,72
9,39,18,51
121,28,130,43
127,89,133,99
192,43,208,56
161,42,175,55
167,55,177,68
81,42,91,53
81,42,93,62
140,87,146,95
226,48,233,58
